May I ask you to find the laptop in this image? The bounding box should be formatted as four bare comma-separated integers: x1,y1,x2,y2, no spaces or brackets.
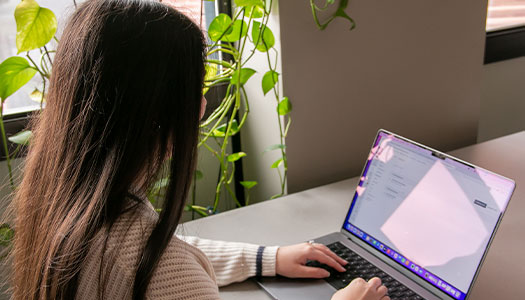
258,129,516,300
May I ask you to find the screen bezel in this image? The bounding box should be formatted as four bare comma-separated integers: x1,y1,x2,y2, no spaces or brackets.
340,129,516,300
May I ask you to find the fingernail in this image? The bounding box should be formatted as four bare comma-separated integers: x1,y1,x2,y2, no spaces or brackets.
323,271,330,277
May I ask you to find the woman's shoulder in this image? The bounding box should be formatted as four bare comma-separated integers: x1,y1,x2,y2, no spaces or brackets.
108,200,217,276
146,236,220,299
78,201,220,299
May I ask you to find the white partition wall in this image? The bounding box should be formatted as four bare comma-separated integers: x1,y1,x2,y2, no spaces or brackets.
279,0,488,193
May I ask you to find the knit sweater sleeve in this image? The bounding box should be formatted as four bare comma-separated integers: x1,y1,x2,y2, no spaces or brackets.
178,236,279,287
145,236,222,299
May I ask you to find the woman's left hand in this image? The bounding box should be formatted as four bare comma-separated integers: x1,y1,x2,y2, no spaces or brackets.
276,242,348,278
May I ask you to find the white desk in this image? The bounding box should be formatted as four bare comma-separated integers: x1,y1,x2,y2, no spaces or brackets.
181,131,525,299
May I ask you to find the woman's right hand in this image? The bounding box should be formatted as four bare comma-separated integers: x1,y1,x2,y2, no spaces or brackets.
331,277,390,300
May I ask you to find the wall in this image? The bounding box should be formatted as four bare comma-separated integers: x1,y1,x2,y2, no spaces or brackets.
478,56,525,142
279,0,488,193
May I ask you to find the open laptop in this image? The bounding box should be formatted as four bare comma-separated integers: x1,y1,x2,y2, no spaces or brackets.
258,129,516,300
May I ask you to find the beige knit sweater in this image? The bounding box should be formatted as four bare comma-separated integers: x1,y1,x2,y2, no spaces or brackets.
76,201,278,299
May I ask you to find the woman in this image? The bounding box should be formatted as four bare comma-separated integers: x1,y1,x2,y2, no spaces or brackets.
10,0,389,299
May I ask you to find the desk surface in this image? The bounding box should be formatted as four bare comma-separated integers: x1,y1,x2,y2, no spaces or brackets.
181,131,525,300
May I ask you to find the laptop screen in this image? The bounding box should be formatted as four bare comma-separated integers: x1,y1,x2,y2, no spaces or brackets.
342,130,515,300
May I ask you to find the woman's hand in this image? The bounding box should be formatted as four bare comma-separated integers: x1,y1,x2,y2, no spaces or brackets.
332,277,390,300
276,242,348,278
275,243,389,300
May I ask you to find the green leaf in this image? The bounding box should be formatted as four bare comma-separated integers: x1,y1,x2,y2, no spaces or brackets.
271,158,283,168
263,143,286,153
208,14,233,42
245,5,265,18
209,15,248,43
184,205,209,217
15,0,57,53
227,152,246,162
235,0,264,7
153,177,169,190
203,63,218,95
204,63,218,81
334,6,356,30
311,0,355,31
8,130,32,145
212,119,239,137
0,56,37,101
195,170,203,180
277,97,292,115
223,20,248,42
149,177,169,199
262,70,279,95
29,88,44,103
252,21,275,52
240,181,257,189
0,224,14,247
231,68,256,86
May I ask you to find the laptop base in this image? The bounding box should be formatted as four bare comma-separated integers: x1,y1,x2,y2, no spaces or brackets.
257,232,440,300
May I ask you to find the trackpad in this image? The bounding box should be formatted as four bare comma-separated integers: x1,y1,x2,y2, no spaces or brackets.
257,277,336,299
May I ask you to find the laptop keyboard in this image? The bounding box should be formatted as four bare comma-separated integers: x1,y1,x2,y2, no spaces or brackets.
306,242,425,300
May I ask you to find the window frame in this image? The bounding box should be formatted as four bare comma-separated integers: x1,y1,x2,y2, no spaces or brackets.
485,25,525,64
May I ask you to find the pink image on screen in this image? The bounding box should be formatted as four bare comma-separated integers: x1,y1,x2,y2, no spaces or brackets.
356,186,366,196
368,146,379,161
476,170,512,212
370,137,394,163
380,161,489,267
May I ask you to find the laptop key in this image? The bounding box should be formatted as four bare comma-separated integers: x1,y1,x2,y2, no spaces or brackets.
393,291,405,298
397,284,408,292
317,242,426,300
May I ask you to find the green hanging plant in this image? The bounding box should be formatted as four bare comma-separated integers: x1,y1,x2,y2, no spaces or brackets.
310,0,356,30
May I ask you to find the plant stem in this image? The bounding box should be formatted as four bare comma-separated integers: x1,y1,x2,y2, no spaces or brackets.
43,45,53,69
240,9,272,67
201,84,233,127
263,35,288,197
207,47,237,57
26,53,47,79
0,102,15,190
40,73,46,109
225,183,242,207
206,59,234,69
198,95,234,146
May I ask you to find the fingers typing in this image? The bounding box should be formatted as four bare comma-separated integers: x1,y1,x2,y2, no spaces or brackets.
312,243,349,266
305,247,346,272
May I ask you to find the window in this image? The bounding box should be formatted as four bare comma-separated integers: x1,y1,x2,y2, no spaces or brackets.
0,0,217,116
485,0,525,63
0,0,219,161
487,0,525,32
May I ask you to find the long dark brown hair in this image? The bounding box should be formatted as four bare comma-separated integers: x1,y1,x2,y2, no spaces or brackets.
10,0,205,299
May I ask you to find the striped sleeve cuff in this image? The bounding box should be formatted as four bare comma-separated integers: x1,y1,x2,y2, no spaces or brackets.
244,244,279,277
